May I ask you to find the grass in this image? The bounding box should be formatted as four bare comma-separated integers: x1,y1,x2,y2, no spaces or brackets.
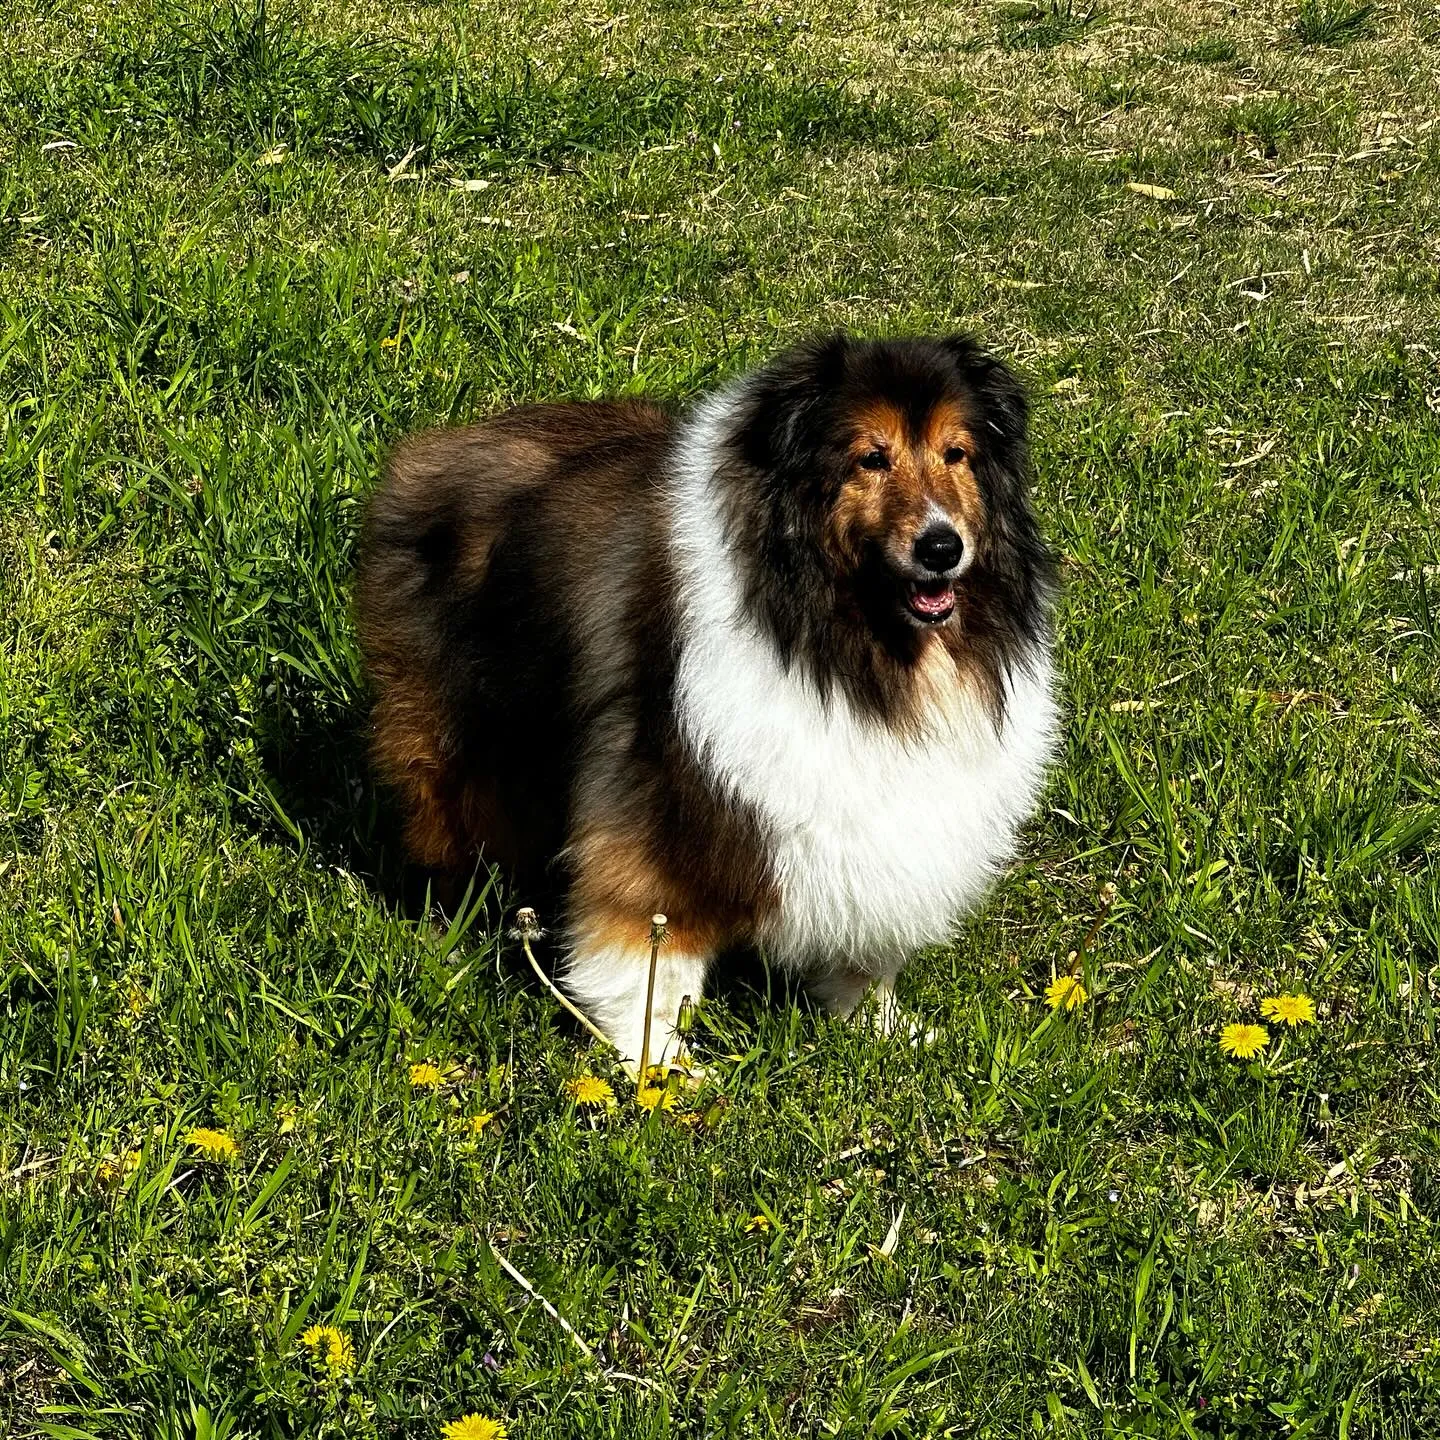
1295,0,1377,46
1,0,1439,1435
996,0,1104,52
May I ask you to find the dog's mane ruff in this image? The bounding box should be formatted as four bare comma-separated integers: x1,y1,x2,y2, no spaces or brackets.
666,380,1059,972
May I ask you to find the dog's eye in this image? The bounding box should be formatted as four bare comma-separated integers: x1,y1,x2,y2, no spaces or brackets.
944,445,967,465
858,449,889,471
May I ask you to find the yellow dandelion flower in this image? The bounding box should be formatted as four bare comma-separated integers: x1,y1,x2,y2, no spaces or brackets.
409,1062,444,1089
465,1111,497,1135
565,1075,615,1107
441,1415,508,1440
744,1213,773,1233
1045,975,1088,1011
300,1323,356,1375
636,1086,677,1112
185,1127,239,1161
98,1149,142,1183
326,1333,355,1374
1261,993,1316,1027
1219,1023,1270,1060
651,1064,704,1091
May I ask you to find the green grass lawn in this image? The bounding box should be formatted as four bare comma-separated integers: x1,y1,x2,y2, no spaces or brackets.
3,0,1439,1434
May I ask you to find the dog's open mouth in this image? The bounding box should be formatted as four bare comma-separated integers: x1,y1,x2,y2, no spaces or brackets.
906,579,956,623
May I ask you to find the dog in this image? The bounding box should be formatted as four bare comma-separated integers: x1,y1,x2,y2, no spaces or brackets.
356,334,1058,1068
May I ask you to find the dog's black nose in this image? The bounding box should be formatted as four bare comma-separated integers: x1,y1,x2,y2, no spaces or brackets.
913,525,962,574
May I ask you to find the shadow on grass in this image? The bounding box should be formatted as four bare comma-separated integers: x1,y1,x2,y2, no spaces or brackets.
252,689,427,908
257,690,794,1053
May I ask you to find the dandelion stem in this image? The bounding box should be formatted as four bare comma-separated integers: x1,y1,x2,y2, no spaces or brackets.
1068,881,1117,976
638,914,667,1104
513,907,616,1054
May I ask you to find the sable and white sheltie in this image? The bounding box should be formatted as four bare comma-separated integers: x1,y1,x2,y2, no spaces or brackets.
356,335,1058,1066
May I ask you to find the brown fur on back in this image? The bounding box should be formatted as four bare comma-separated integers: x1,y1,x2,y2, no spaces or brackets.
356,402,666,881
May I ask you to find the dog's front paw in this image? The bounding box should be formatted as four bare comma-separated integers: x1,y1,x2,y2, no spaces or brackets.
853,993,936,1046
807,968,934,1043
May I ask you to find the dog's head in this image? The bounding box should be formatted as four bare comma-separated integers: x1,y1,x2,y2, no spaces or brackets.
730,335,1044,642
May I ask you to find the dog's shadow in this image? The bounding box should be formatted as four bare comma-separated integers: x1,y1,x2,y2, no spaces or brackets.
254,694,804,1054
253,695,424,913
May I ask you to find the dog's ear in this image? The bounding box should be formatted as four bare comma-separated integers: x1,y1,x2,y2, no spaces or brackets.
736,334,850,473
939,334,1029,480
940,335,1028,432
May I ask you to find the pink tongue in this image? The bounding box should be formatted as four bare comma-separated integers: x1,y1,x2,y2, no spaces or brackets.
912,586,954,615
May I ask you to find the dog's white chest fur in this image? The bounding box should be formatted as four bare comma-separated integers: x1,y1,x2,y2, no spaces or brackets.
669,396,1057,974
